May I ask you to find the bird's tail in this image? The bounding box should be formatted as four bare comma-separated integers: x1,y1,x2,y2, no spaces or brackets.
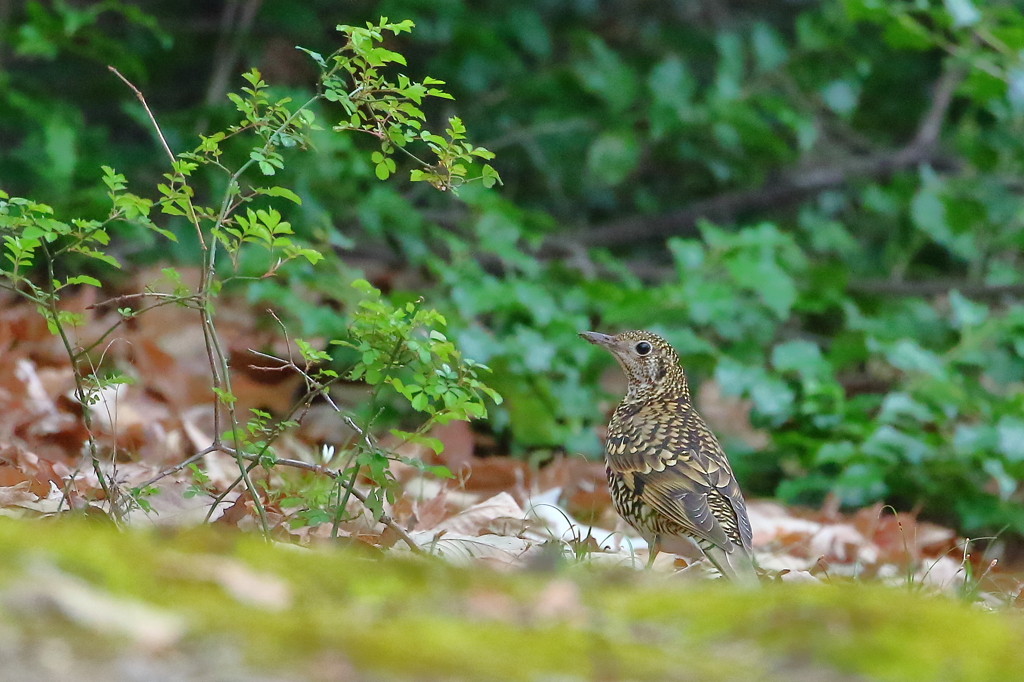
702,544,760,587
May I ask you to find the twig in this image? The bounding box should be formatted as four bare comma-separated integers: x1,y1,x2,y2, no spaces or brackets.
247,347,341,412
204,461,258,524
910,67,963,150
142,341,345,530
179,444,426,555
39,243,112,511
209,319,271,535
480,118,592,151
140,378,424,552
76,297,194,359
140,444,224,488
331,461,362,539
343,415,376,451
108,66,205,248
85,291,187,310
107,66,177,169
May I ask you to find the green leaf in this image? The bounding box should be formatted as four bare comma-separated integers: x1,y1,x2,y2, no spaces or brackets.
258,187,302,205
574,35,638,113
585,131,640,186
390,429,444,455
944,0,980,27
726,251,796,320
66,275,101,288
480,165,501,188
949,290,988,329
878,393,933,424
880,339,947,380
212,387,237,405
911,178,948,241
821,80,860,116
751,22,787,73
410,392,429,412
296,46,327,68
771,340,826,379
997,416,1024,462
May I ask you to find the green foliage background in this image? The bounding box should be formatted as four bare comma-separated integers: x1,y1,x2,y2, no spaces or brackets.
4,0,1024,539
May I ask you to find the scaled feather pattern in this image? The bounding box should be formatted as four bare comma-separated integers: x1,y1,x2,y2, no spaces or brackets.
581,329,758,584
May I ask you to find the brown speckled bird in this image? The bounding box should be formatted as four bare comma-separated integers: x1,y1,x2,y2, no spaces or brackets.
581,329,758,584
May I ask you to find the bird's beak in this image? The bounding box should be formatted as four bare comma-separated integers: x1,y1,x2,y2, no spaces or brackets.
579,331,615,346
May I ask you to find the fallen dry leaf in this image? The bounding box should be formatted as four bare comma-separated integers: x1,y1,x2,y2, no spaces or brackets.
434,492,527,536
0,481,38,507
404,530,539,568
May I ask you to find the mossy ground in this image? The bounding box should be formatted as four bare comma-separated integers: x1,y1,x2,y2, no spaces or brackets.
0,518,1019,681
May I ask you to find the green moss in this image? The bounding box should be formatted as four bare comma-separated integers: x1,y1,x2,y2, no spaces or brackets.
0,518,1020,681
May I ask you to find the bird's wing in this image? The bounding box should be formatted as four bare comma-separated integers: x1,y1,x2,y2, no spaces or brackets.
606,400,752,552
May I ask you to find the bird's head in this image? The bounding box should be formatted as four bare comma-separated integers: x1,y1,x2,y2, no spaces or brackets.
579,329,689,402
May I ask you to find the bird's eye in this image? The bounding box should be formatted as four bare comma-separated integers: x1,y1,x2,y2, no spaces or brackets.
635,341,652,356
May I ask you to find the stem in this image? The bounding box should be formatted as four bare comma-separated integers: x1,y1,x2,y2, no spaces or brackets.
40,243,113,510
203,460,260,524
53,216,118,258
144,345,338,521
331,462,361,539
205,305,270,536
193,94,322,540
140,444,222,489
108,66,206,247
106,67,273,529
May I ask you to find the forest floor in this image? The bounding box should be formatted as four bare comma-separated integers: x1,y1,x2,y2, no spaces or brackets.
2,274,1024,675
1,273,1022,609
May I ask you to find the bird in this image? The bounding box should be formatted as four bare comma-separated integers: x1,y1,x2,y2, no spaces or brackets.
580,329,759,585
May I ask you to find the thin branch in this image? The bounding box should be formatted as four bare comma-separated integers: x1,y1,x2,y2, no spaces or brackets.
247,348,341,412
911,67,963,150
204,461,258,524
76,297,195,359
165,336,423,554
143,339,340,525
210,319,271,535
187,76,322,543
86,291,187,310
594,257,1024,299
480,118,592,151
108,66,177,168
108,66,206,247
140,444,224,488
39,243,112,510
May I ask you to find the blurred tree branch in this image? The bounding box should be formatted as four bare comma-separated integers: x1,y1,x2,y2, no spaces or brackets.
847,280,1024,298
0,0,10,72
575,68,965,249
204,0,263,108
193,0,263,136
